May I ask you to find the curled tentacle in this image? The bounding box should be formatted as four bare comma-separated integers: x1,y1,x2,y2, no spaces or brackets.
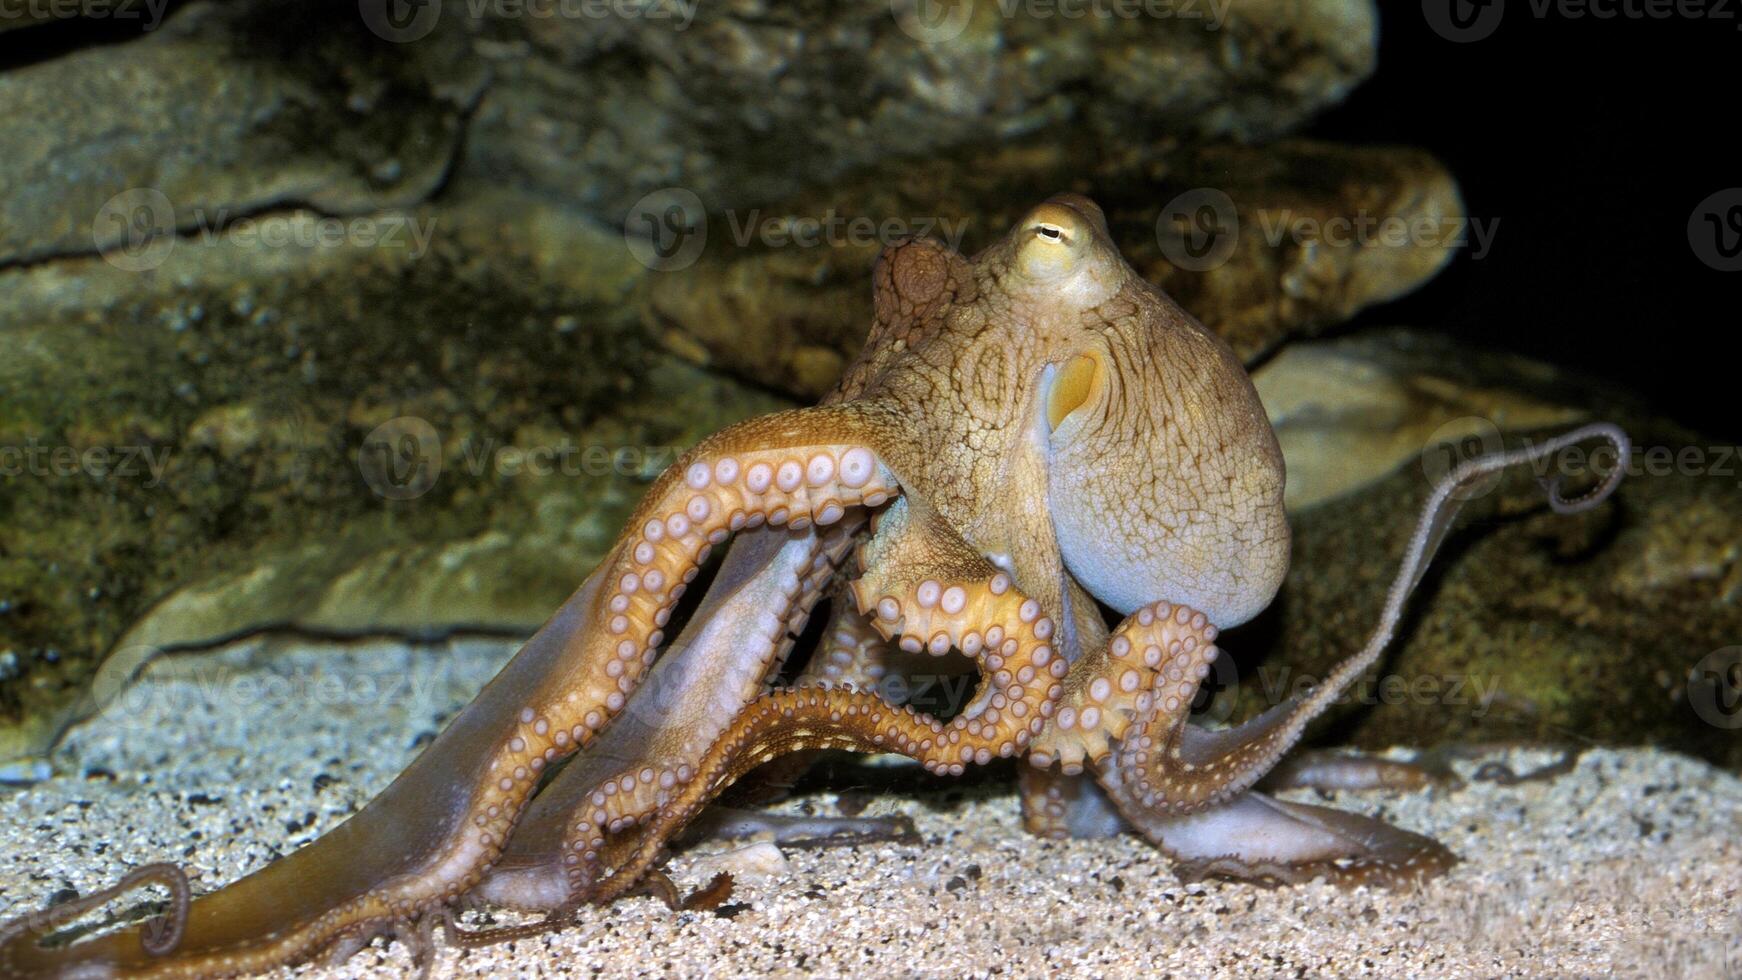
1536,421,1630,514
1101,422,1630,818
587,502,1066,902
1029,599,1219,775
0,863,190,961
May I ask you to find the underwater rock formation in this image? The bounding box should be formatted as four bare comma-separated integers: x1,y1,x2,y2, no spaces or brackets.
461,0,1378,219
0,189,670,766
1240,331,1742,768
2,0,1376,264
0,2,482,267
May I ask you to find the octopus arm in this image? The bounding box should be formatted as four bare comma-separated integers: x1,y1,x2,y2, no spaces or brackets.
583,496,1071,902
1102,779,1457,887
472,523,856,912
0,404,906,979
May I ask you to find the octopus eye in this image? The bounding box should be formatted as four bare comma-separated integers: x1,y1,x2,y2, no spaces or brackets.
1035,223,1068,244
1016,206,1091,281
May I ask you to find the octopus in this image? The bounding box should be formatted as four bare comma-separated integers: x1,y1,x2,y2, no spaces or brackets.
0,195,1628,978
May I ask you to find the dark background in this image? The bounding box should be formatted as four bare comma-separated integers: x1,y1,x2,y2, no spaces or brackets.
1308,3,1736,438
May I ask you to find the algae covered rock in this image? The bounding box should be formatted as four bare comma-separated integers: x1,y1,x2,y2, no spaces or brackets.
0,190,681,766
0,0,482,267
1227,332,1742,768
6,0,1374,263
464,0,1377,220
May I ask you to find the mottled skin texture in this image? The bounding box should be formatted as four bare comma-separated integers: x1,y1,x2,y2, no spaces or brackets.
0,196,1628,979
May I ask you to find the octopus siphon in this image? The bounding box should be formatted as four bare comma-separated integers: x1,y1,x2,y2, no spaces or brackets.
0,195,1628,978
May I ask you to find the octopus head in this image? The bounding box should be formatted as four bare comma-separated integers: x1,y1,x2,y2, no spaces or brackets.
998,195,1291,627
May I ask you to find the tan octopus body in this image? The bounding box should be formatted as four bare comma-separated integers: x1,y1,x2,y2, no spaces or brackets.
0,195,1627,978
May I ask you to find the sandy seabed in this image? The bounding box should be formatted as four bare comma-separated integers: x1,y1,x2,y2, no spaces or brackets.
1,639,1738,979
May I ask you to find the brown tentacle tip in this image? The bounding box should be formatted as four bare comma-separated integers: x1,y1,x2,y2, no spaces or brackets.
1173,837,1460,891
1,860,191,956
1471,746,1583,786
678,872,737,913
441,906,576,951
134,862,192,957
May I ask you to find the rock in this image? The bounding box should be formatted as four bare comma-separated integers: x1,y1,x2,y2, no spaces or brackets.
687,842,791,883
0,185,788,767
1138,141,1466,364
464,0,1377,221
1253,331,1584,510
643,140,1462,398
0,1,484,267
7,0,1374,267
1225,331,1742,768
